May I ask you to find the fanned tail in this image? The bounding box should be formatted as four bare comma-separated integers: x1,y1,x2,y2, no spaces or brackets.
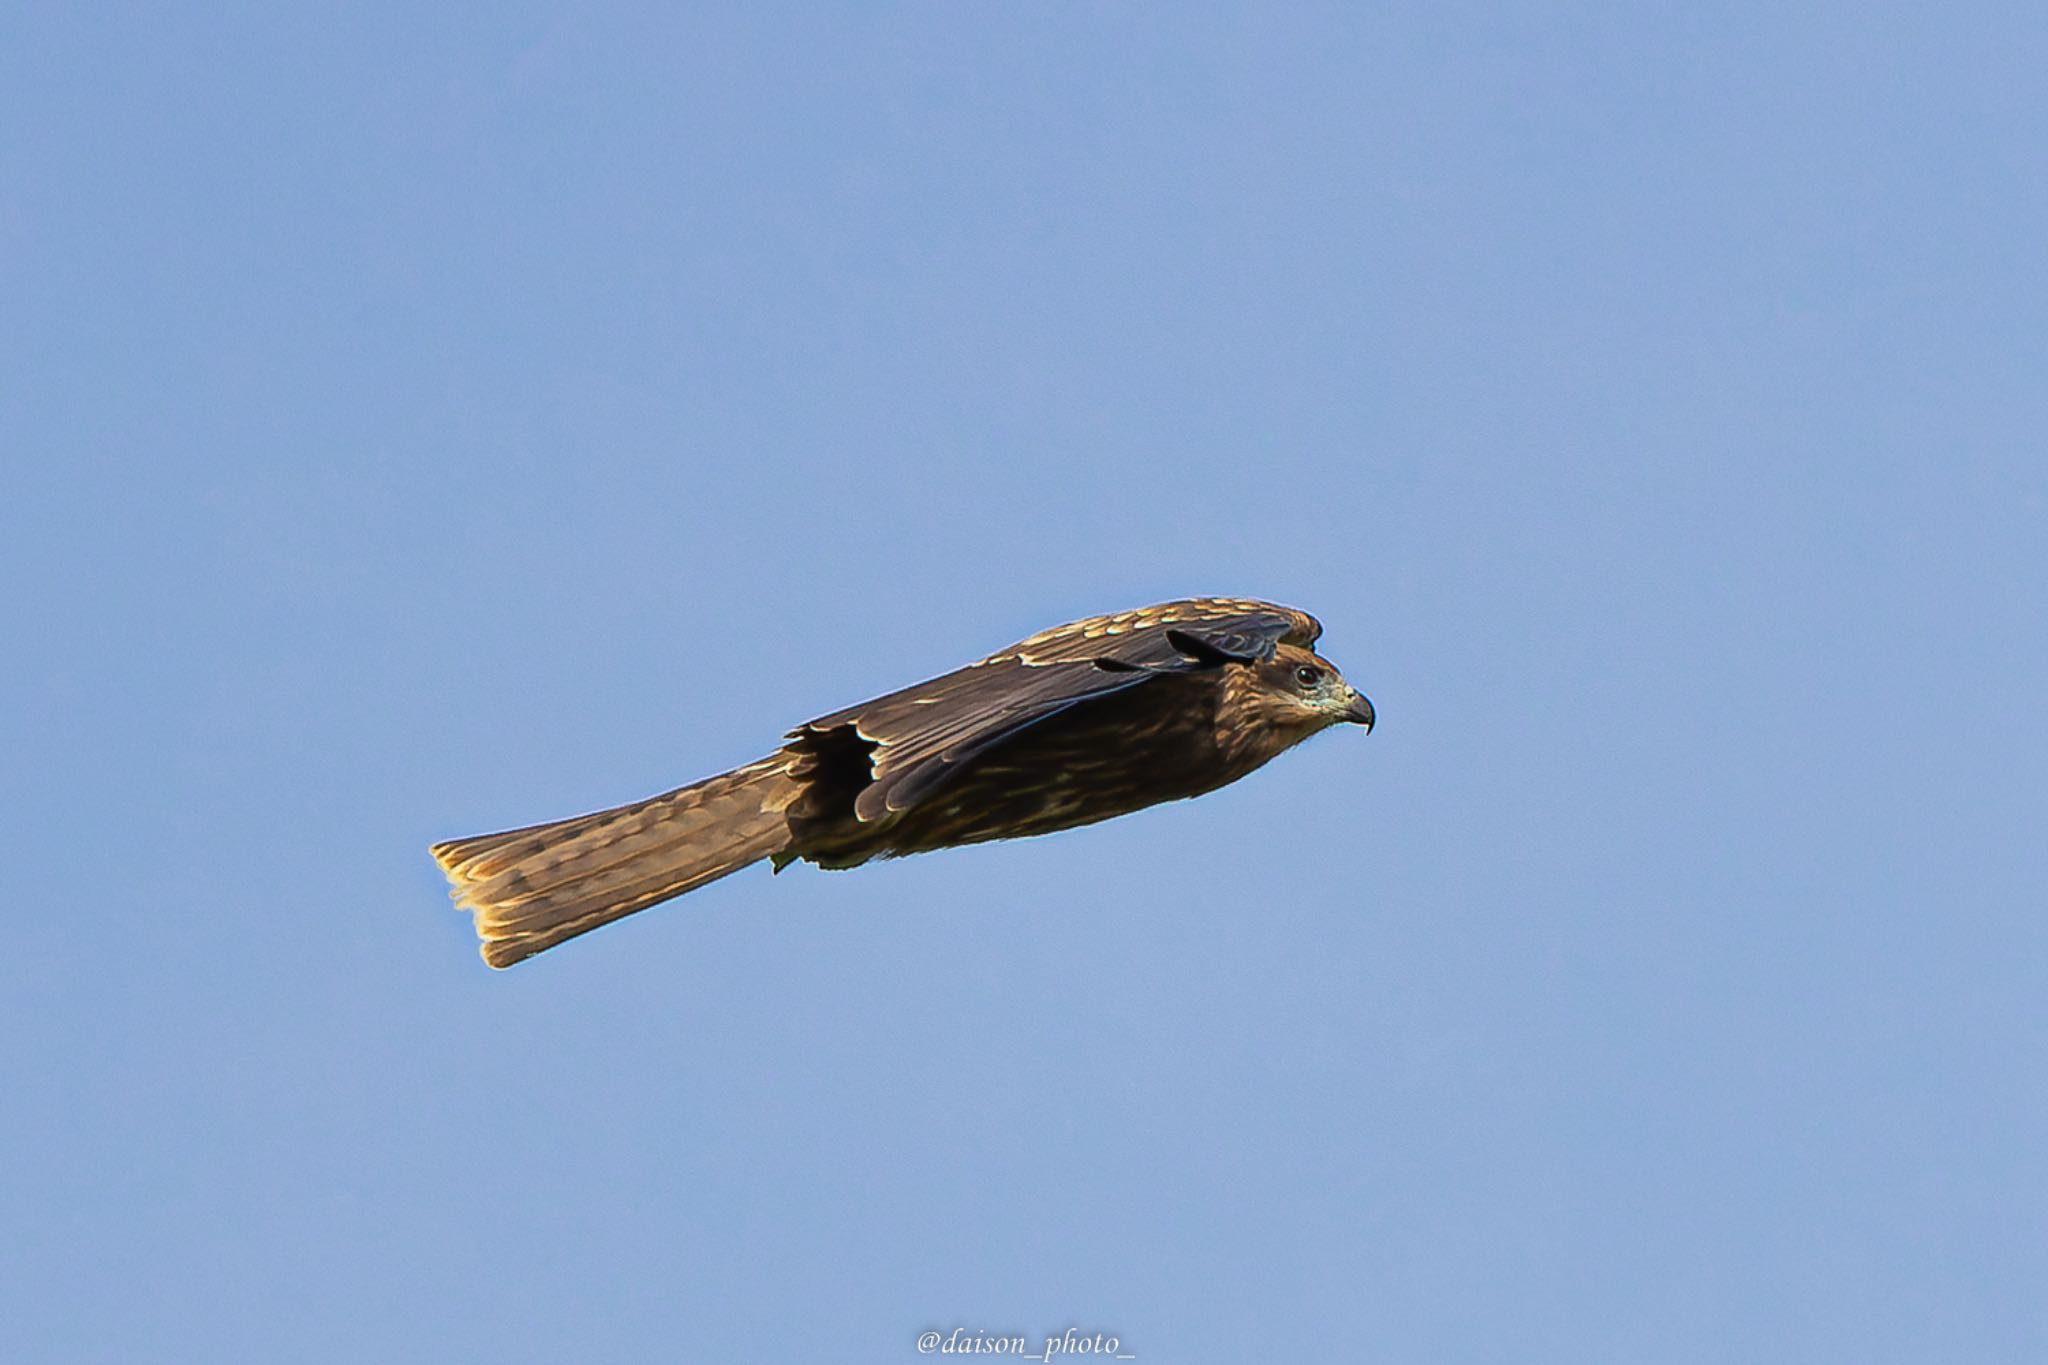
431,756,801,967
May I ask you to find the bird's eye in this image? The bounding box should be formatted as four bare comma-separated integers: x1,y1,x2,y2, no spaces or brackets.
1294,665,1322,688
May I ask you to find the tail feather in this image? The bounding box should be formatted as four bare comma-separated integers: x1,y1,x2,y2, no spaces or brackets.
432,756,801,968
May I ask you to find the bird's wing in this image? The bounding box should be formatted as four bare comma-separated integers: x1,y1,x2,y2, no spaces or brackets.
794,598,1321,820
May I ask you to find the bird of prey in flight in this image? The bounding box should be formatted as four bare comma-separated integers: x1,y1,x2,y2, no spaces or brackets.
432,597,1374,967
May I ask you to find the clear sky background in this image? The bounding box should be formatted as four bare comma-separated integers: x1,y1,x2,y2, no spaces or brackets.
5,4,2044,1363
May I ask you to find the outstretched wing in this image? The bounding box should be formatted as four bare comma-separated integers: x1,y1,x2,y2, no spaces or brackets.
793,598,1321,821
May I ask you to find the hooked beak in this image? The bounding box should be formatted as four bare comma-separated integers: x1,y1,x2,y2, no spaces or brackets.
1344,689,1375,732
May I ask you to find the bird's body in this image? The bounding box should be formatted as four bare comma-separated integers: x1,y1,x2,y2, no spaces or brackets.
790,668,1233,867
433,598,1373,967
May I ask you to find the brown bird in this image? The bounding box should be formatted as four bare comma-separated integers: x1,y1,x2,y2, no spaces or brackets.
432,597,1374,967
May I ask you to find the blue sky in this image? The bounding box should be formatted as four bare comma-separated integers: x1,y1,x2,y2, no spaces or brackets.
5,4,2044,1362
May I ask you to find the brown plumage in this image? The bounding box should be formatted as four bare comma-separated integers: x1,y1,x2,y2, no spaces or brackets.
431,597,1374,967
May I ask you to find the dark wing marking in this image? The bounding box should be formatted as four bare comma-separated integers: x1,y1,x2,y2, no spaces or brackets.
792,598,1320,821
1164,625,1281,665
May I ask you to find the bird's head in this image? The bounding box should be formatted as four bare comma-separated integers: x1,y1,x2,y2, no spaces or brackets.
1228,643,1375,748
